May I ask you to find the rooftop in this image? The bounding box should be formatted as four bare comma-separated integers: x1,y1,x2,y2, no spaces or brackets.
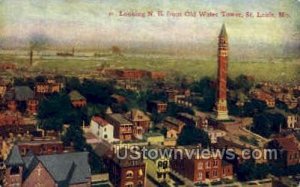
107,113,132,125
68,90,86,101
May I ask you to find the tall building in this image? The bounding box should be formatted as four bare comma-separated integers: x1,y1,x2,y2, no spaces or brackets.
216,24,229,120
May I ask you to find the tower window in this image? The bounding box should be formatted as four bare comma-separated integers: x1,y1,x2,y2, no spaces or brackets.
10,166,20,175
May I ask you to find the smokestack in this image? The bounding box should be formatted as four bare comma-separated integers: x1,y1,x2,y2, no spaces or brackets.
29,50,33,66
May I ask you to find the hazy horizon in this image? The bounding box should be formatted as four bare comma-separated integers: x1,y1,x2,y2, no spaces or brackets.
0,0,299,58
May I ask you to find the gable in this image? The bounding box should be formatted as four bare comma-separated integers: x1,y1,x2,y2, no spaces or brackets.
23,162,56,187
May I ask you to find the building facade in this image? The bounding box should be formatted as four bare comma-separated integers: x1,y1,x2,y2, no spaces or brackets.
171,149,233,183
106,114,133,141
90,116,114,142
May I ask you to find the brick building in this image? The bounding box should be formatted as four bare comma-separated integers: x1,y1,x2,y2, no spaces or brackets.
146,71,166,80
251,89,275,108
106,149,145,187
105,113,133,141
0,111,36,137
17,139,64,156
4,86,39,115
115,69,147,80
171,148,233,183
147,100,168,113
268,135,300,166
4,145,91,187
34,82,63,95
125,109,151,138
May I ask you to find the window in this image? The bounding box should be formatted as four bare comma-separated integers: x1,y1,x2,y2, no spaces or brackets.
198,162,203,170
124,182,134,187
137,181,143,187
213,170,218,177
206,161,210,168
138,169,143,176
213,160,218,167
104,134,108,139
126,170,134,178
163,161,168,169
104,128,106,132
157,161,163,168
198,172,203,180
157,173,162,179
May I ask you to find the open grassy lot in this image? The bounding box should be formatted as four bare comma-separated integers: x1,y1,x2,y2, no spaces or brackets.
0,52,299,82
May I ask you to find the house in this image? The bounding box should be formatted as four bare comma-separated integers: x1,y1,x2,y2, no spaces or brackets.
5,86,38,114
17,139,64,156
143,132,164,146
90,116,114,142
105,114,133,141
251,89,275,108
0,111,36,137
125,109,151,138
69,90,87,108
111,94,126,104
106,148,145,187
4,145,91,187
171,148,233,183
162,116,185,134
34,82,63,95
286,114,300,129
164,129,178,147
145,155,171,184
147,100,168,113
268,135,300,166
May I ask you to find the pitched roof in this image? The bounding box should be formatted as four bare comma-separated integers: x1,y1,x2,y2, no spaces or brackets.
68,90,86,101
274,136,299,151
107,113,132,125
92,116,109,127
127,109,150,121
5,145,24,166
219,23,228,38
15,86,34,101
22,152,91,185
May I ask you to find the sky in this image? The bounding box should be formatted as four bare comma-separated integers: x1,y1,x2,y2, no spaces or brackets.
0,0,299,55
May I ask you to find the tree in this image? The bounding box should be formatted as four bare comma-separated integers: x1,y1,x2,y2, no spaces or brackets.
236,160,270,181
65,76,81,92
177,125,210,148
62,124,86,151
35,75,47,83
235,74,254,92
79,79,114,105
243,99,267,117
252,113,272,138
38,93,74,131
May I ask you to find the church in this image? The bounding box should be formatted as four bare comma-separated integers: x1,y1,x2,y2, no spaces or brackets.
4,145,91,187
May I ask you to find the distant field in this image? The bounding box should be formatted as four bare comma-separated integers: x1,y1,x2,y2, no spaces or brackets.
0,52,299,82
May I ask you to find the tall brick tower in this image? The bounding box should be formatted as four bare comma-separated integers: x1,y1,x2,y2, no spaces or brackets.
216,24,229,120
